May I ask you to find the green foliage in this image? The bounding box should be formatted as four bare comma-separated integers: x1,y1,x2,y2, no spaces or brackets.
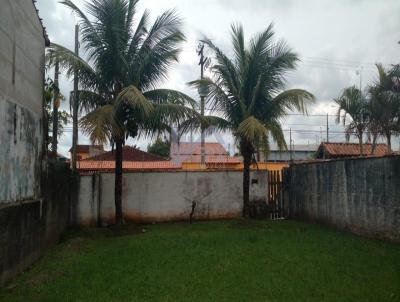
147,137,170,158
334,86,368,142
46,0,196,146
188,23,314,157
1,220,399,302
367,64,400,150
43,78,71,149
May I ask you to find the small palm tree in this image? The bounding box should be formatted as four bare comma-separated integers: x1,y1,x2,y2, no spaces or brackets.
189,24,314,217
335,86,368,155
368,64,400,152
47,0,195,224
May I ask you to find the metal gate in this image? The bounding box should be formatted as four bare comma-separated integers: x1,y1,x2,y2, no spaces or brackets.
268,170,285,219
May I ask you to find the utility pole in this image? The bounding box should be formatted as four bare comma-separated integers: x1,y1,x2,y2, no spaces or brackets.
326,113,329,143
51,60,60,155
289,128,293,162
71,24,79,172
197,43,209,167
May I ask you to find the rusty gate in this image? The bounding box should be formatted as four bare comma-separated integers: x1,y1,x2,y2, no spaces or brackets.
267,170,285,219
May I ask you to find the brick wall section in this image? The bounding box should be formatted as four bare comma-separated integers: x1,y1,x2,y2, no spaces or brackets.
285,156,400,242
0,162,72,286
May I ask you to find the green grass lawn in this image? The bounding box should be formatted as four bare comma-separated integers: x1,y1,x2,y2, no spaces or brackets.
1,220,399,302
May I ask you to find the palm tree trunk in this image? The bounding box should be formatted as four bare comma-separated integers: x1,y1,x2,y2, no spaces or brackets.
371,133,378,155
386,131,392,154
241,142,252,219
358,133,363,156
114,138,124,225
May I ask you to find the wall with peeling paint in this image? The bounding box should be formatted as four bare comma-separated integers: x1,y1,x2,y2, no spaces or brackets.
74,171,268,226
0,0,45,203
285,156,400,242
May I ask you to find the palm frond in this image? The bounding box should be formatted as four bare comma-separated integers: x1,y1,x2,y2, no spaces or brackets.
79,104,123,144
144,89,197,108
46,43,99,89
115,85,153,116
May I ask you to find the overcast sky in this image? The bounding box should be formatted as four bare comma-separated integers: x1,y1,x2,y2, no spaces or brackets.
36,0,400,156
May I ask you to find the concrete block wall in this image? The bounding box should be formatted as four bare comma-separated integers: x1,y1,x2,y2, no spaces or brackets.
285,156,400,242
74,171,268,226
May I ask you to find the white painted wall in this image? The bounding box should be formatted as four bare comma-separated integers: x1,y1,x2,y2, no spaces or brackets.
75,171,268,226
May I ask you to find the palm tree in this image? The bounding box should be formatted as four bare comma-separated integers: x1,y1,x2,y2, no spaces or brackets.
368,64,400,153
189,24,314,217
47,0,195,224
335,86,368,155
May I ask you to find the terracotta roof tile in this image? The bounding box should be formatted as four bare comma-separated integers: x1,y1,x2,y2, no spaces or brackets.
319,142,389,158
83,146,166,162
77,161,181,171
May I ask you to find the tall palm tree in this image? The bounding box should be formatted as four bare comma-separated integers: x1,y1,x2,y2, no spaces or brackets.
189,24,314,217
47,0,195,224
368,64,400,152
335,86,368,155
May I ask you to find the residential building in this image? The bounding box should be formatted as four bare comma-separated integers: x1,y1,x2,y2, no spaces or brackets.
170,142,242,169
69,144,104,160
262,144,318,162
316,142,390,159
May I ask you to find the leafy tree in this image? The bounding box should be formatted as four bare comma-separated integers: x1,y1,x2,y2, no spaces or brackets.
147,137,170,158
43,78,70,151
189,24,314,217
47,0,195,224
334,86,368,155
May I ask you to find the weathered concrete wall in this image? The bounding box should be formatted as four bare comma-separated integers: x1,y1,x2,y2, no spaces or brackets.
0,162,72,286
74,171,268,226
285,156,400,242
0,0,45,203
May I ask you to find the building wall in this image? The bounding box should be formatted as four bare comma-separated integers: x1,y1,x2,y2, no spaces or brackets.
74,171,268,226
0,0,45,203
267,150,315,161
285,156,400,242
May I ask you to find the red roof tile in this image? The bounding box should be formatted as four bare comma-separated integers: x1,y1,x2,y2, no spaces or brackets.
83,146,167,162
77,161,181,171
318,142,390,158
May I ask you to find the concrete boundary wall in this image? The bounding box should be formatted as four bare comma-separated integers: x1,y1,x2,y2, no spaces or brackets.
0,162,72,286
285,156,400,242
74,170,268,226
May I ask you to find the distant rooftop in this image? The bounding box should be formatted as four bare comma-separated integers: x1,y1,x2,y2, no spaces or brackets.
83,146,167,162
317,142,390,158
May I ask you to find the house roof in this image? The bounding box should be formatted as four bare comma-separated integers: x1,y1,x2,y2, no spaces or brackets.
270,144,318,152
170,142,241,164
83,146,167,162
318,142,389,158
171,142,227,155
69,145,104,153
77,161,181,172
